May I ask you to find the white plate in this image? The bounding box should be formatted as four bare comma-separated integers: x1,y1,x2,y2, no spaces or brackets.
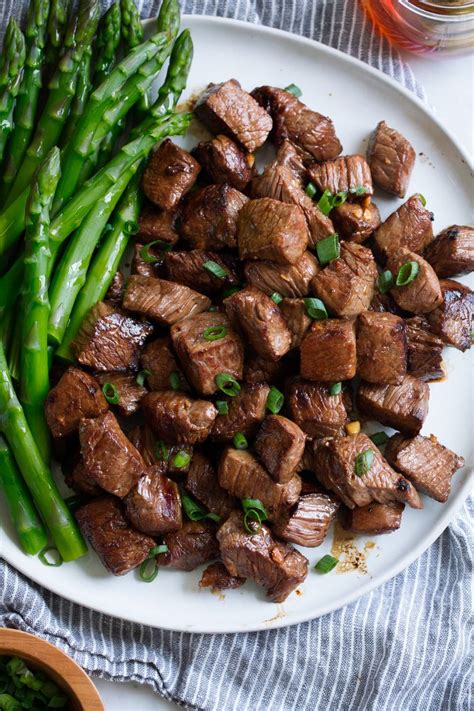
1,16,473,634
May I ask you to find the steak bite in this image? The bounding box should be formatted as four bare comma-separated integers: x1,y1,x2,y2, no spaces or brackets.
124,467,182,536
343,501,404,535
179,183,248,250
367,120,416,198
141,391,218,445
76,497,156,576
200,562,246,591
72,301,153,373
142,139,200,210
280,298,312,348
244,251,320,298
128,425,193,479
426,279,474,351
251,85,342,161
224,286,291,361
185,452,237,519
217,510,309,603
254,415,306,483
63,456,102,497
424,225,474,278
140,337,188,392
384,433,465,503
95,373,147,417
387,248,442,314
286,378,348,439
374,194,434,256
138,205,179,247
272,493,339,547
331,201,381,243
44,367,108,438
311,241,377,318
307,154,373,197
314,433,422,509
123,276,211,326
357,374,429,436
192,134,254,190
171,312,244,395
300,319,357,382
237,198,309,265
405,316,444,382
211,383,269,441
275,139,307,179
356,311,407,385
157,520,219,571
164,250,239,295
106,271,125,306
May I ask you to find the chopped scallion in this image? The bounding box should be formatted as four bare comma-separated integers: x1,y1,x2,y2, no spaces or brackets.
124,220,139,235
354,448,374,477
180,489,221,523
202,325,227,341
139,239,172,263
215,373,241,397
270,292,283,304
418,193,427,206
139,557,159,583
216,400,229,415
304,297,328,320
305,182,317,199
136,369,150,387
317,190,334,216
329,382,342,396
350,185,368,196
233,432,248,450
378,270,394,294
370,431,389,446
266,386,284,414
169,371,181,390
155,440,169,461
284,83,302,97
314,554,338,574
173,451,192,469
38,546,63,568
242,498,268,534
203,260,228,279
332,191,347,208
316,233,340,266
102,382,120,404
396,261,419,287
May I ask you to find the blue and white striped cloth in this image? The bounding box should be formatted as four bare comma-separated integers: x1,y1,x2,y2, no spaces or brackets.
0,2,471,710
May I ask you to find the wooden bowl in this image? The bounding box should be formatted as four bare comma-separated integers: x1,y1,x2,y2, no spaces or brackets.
0,628,104,711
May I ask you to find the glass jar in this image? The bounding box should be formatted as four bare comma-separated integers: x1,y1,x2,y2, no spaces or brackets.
361,1,474,56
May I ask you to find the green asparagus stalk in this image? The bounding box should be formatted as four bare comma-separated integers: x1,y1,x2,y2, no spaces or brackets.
0,258,23,324
44,0,70,79
59,47,93,147
7,319,21,383
0,18,26,164
94,2,122,87
120,0,144,47
149,29,194,122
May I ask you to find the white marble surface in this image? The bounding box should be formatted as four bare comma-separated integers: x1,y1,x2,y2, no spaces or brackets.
92,49,473,711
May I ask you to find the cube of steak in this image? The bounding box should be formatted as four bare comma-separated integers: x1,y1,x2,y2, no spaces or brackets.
301,319,357,382
142,139,200,210
311,242,377,318
195,79,272,153
356,311,407,385
157,520,219,571
45,367,108,438
426,279,474,351
280,298,312,348
186,452,237,519
138,204,179,247
224,286,291,361
405,317,444,382
63,455,102,497
76,497,156,576
332,201,381,243
164,250,239,295
171,312,244,395
237,198,308,265
314,433,422,509
272,493,339,547
286,378,348,439
192,134,254,190
211,383,269,441
106,271,125,306
179,183,248,250
357,374,429,436
128,425,193,480
95,373,147,417
251,85,342,161
79,411,147,497
385,433,465,503
123,276,211,326
387,248,442,314
374,194,434,256
72,301,153,372
342,501,404,535
141,391,218,445
275,139,308,180
307,155,373,197
424,225,474,278
124,467,182,536
255,415,306,483
217,511,308,602
140,337,188,392
218,448,301,521
244,251,319,298
244,351,290,385
200,561,245,590
367,120,416,198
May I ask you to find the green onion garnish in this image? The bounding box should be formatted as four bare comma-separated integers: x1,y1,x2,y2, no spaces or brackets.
139,239,172,263
124,220,139,235
202,325,227,341
316,233,340,266
216,400,229,415
203,260,228,279
317,190,334,216
215,373,241,397
284,83,302,97
329,382,342,396
266,386,284,414
149,544,169,556
102,382,120,404
139,557,159,583
233,432,248,450
396,261,419,287
242,498,268,535
305,182,317,199
180,489,221,523
173,450,192,469
222,286,241,298
304,297,328,320
378,270,395,294
354,448,374,477
169,371,181,390
418,193,427,206
332,191,347,208
136,369,150,387
350,185,368,196
314,554,338,574
38,546,63,568
155,440,169,461
270,292,283,304
370,431,389,446
2,656,68,707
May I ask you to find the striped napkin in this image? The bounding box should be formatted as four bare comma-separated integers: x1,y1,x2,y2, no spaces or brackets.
0,2,471,710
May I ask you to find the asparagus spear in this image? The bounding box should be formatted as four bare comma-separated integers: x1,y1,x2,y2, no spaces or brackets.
0,18,26,164
44,0,70,79
120,0,144,48
59,47,93,147
94,2,122,87
0,435,47,555
0,258,23,325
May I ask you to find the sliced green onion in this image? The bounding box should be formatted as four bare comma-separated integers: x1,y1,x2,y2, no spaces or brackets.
270,292,283,304
124,220,139,235
155,440,169,461
329,382,342,396
202,325,227,341
222,286,241,298
102,382,120,404
317,190,334,216
378,270,395,294
173,450,192,469
332,191,347,208
136,369,150,387
233,432,248,450
139,239,172,263
203,260,228,279
418,193,427,206
370,431,390,446
216,400,229,415
242,498,268,535
208,305,218,312
354,448,374,477
314,554,338,574
215,373,241,397
149,544,169,557
38,546,63,567
170,371,181,390
139,557,159,583
316,233,340,266
180,489,221,523
396,261,419,287
284,83,302,97
266,386,284,414
304,297,328,320
305,182,317,199
242,498,268,518
350,185,368,196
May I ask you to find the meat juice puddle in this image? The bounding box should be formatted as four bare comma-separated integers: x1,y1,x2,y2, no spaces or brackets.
331,522,377,575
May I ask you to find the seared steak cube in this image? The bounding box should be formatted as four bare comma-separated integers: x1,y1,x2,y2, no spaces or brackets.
286,378,348,439
332,201,381,243
138,204,178,247
211,383,269,441
72,301,153,372
367,120,416,198
128,425,193,479
106,271,125,306
95,373,147,417
142,139,200,210
357,374,429,436
374,194,434,256
79,411,147,497
343,501,404,535
280,298,312,348
224,286,291,361
426,279,473,351
164,250,239,295
63,456,102,497
272,493,339,547
171,312,244,395
356,311,407,385
140,337,188,392
186,452,237,519
301,319,356,382
424,225,474,278
179,183,248,250
251,85,342,161
275,139,307,178
157,520,219,571
255,415,306,483
387,248,442,314
244,251,319,298
195,79,272,153
45,367,108,438
314,433,422,509
76,497,156,576
193,134,254,190
217,510,308,602
141,391,218,445
307,154,373,197
200,562,245,590
123,276,211,326
244,352,290,385
385,433,465,503
237,198,308,265
218,448,301,521
124,467,182,536
406,316,444,382
311,242,377,318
